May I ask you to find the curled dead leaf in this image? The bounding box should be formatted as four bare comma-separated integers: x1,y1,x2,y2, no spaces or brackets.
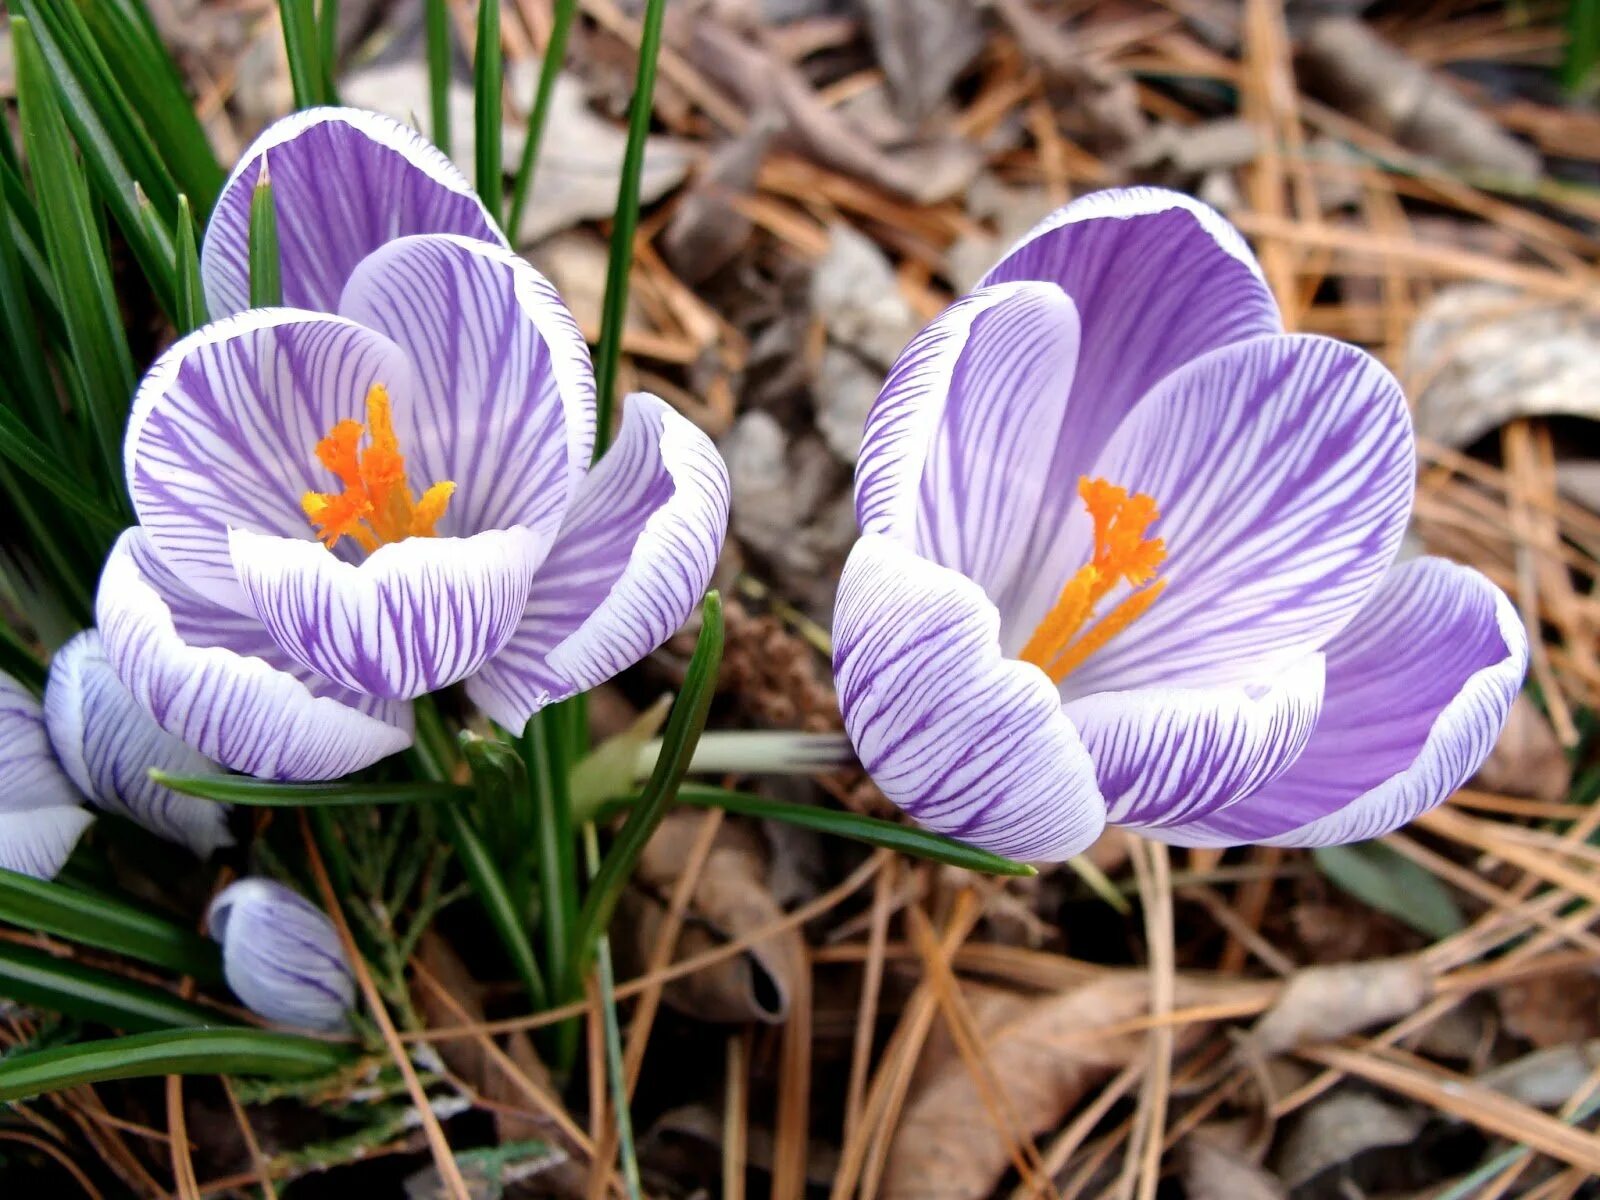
620,811,800,1023
1472,693,1572,805
1181,1135,1287,1200
1246,956,1431,1056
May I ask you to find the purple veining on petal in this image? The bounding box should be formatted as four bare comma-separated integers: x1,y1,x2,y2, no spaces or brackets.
0,671,92,879
208,878,356,1031
98,530,413,780
832,534,1105,861
1154,559,1527,848
231,525,547,700
126,309,417,612
339,234,597,540
43,631,234,859
202,108,505,318
467,393,729,732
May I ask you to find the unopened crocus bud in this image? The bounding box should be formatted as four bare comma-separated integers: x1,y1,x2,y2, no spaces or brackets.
44,630,233,859
0,672,92,879
208,878,356,1031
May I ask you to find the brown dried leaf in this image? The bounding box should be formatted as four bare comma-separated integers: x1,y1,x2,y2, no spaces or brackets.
1274,1090,1426,1190
1246,956,1431,1055
1479,1041,1600,1109
1181,1136,1288,1200
622,811,800,1023
883,973,1264,1199
1498,971,1600,1049
860,0,984,125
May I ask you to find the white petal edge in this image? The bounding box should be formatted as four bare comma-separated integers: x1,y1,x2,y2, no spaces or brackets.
97,530,414,780
0,808,95,880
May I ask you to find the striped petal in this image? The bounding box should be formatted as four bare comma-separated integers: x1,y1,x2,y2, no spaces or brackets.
338,233,596,539
126,309,416,613
1038,334,1414,692
43,631,233,859
97,530,412,780
230,525,548,700
853,282,1080,610
1154,559,1527,848
979,188,1282,611
208,878,355,1032
833,534,1105,862
467,393,730,732
0,672,91,879
202,108,504,318
1065,654,1324,829
0,809,95,880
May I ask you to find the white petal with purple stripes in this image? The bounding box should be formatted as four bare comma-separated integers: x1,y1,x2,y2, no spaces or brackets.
978,188,1283,603
339,233,596,539
126,309,416,613
0,672,92,879
43,631,233,859
852,282,1080,608
1155,559,1527,848
833,534,1105,862
208,878,355,1032
231,525,548,701
467,393,730,732
202,108,505,317
97,530,413,780
1045,334,1415,694
1065,654,1324,829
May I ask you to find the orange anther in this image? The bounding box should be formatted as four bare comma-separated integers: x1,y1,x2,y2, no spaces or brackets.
301,384,455,552
1018,476,1167,683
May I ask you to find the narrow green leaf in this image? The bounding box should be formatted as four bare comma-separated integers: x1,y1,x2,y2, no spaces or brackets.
474,0,504,216
505,0,577,238
13,0,179,314
1313,841,1466,941
0,941,218,1032
587,827,641,1198
0,147,67,333
0,402,128,527
0,869,221,982
152,771,467,808
0,1028,353,1102
1565,0,1600,95
425,0,453,157
319,0,341,102
622,785,1038,877
279,0,328,109
523,712,578,1013
174,194,208,333
442,804,550,1011
0,154,63,447
249,165,282,307
75,0,225,213
12,17,135,501
0,626,48,692
592,0,667,459
568,592,723,988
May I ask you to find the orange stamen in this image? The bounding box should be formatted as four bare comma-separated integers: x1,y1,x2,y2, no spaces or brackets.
301,383,455,552
1019,476,1167,684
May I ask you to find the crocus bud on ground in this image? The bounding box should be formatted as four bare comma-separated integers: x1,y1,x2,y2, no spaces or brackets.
208,878,357,1031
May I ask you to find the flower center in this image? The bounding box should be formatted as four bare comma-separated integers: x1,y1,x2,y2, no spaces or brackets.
301,383,455,553
1017,476,1167,684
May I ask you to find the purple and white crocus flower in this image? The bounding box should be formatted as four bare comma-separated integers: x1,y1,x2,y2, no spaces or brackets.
0,631,231,878
97,109,729,780
833,188,1528,861
208,878,355,1031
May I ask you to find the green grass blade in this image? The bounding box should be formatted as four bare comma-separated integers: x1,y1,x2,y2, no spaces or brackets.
12,16,136,503
592,0,667,459
442,803,550,1011
74,0,225,214
0,405,137,534
670,786,1036,876
13,0,179,314
279,0,327,109
425,0,453,156
319,0,341,101
567,592,723,989
175,194,207,332
523,712,578,1013
249,166,282,306
0,941,219,1032
152,771,468,807
0,1028,353,1102
0,157,63,447
505,0,577,239
0,869,222,982
1566,0,1600,94
474,0,504,217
